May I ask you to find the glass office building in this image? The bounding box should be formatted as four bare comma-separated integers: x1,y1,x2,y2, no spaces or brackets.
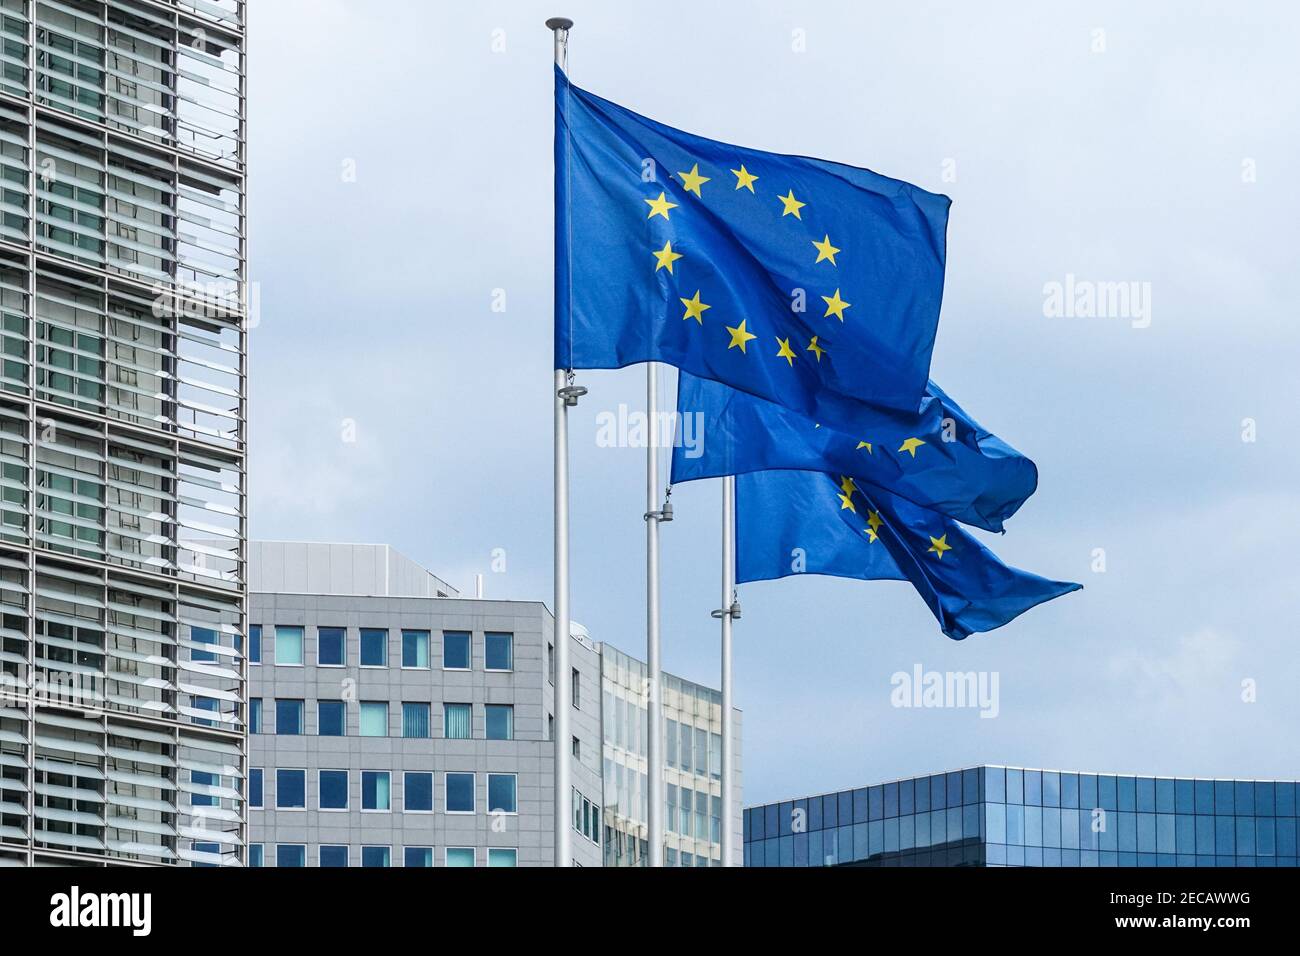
0,0,248,867
745,766,1300,867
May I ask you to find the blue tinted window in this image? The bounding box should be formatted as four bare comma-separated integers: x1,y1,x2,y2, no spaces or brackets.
277,844,305,867
443,631,471,669
963,768,979,805
1195,780,1215,813
1175,779,1195,813
914,775,931,812
320,770,348,810
1234,781,1254,816
1277,783,1296,816
1042,772,1060,807
485,632,513,670
883,782,898,818
361,846,390,867
1215,816,1235,854
1255,782,1275,816
1079,773,1098,810
318,700,345,736
275,770,305,809
1024,770,1042,806
1136,777,1156,812
1137,812,1156,851
318,626,345,666
822,794,838,829
1097,775,1117,810
1196,815,1215,853
275,699,303,735
1156,778,1175,813
446,772,475,812
898,778,914,815
1235,817,1255,855
361,771,391,811
249,698,261,734
764,803,778,839
838,789,853,824
931,775,947,810
402,630,430,668
947,772,962,807
191,626,217,663
1256,818,1275,856
986,767,1005,803
319,845,348,867
405,847,433,867
360,628,387,666
489,773,517,813
808,796,822,831
249,768,262,808
248,625,261,664
402,702,431,739
1214,781,1234,815
485,703,512,740
867,786,882,820
191,770,215,807
852,788,868,823
248,844,263,867
405,772,433,812
1119,777,1138,811
1061,773,1079,809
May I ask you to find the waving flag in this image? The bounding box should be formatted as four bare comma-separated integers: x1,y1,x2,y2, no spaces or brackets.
736,470,1080,640
554,67,950,423
672,372,1037,532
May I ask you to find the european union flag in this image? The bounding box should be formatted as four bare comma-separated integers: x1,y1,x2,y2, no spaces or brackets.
554,67,950,422
672,371,1037,532
736,470,1080,640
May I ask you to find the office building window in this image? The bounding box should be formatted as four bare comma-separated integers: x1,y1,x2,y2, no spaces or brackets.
404,847,433,867
275,625,303,665
360,701,388,737
362,771,391,811
666,718,678,768
404,772,433,812
191,770,216,808
571,736,580,759
277,844,306,867
249,625,261,664
488,773,517,814
318,626,345,666
319,846,349,868
276,770,306,809
320,770,349,810
191,626,217,663
402,629,430,668
361,846,390,868
249,768,263,808
443,630,471,669
487,848,518,868
249,697,262,734
485,632,513,671
710,733,722,781
402,702,430,738
360,628,387,666
446,772,475,813
485,704,513,741
275,699,304,736
444,703,471,739
318,700,346,737
572,668,580,708
547,642,554,683
548,714,554,741
249,844,263,867
446,847,475,867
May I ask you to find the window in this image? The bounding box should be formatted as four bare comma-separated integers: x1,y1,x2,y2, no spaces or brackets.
402,629,429,668
318,700,346,737
361,846,390,867
360,701,388,737
249,844,263,867
275,699,304,736
360,628,387,667
485,704,513,741
404,847,433,867
487,848,518,868
319,770,348,810
571,736,580,759
276,770,306,809
547,642,554,683
191,626,217,663
319,845,348,867
249,698,262,734
485,632,513,671
249,624,261,664
362,771,391,811
277,844,305,867
444,703,471,739
191,770,216,807
446,847,475,867
488,773,517,814
192,841,220,866
249,768,263,808
402,702,430,738
446,772,475,813
572,667,580,708
404,772,433,812
274,625,303,665
443,631,471,669
317,626,345,666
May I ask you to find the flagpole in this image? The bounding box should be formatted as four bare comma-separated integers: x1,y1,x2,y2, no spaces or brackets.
720,474,736,865
547,14,575,868
645,362,664,866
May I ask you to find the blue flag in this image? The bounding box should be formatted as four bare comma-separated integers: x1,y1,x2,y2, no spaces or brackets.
554,67,950,422
672,372,1037,532
736,470,1080,640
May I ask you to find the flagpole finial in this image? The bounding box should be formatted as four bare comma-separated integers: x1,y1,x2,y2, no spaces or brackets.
545,17,574,31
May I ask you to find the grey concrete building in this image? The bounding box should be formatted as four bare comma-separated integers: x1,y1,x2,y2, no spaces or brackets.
248,541,741,866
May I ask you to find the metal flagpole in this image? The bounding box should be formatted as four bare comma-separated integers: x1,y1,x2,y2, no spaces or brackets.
548,15,576,868
720,475,737,865
645,363,665,866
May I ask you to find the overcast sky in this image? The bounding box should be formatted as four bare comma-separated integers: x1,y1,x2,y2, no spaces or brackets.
248,0,1300,804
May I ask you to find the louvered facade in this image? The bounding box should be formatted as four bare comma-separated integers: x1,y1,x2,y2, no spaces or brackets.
0,0,246,867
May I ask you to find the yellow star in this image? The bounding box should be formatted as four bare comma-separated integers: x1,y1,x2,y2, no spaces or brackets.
645,191,677,220
725,319,757,352
652,240,683,274
778,189,805,218
677,164,710,198
838,492,857,513
838,475,857,496
679,290,711,324
866,510,883,535
812,234,840,266
898,437,926,458
775,337,796,365
864,527,879,543
857,441,873,454
821,288,851,321
927,534,952,559
806,335,825,361
731,164,759,192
